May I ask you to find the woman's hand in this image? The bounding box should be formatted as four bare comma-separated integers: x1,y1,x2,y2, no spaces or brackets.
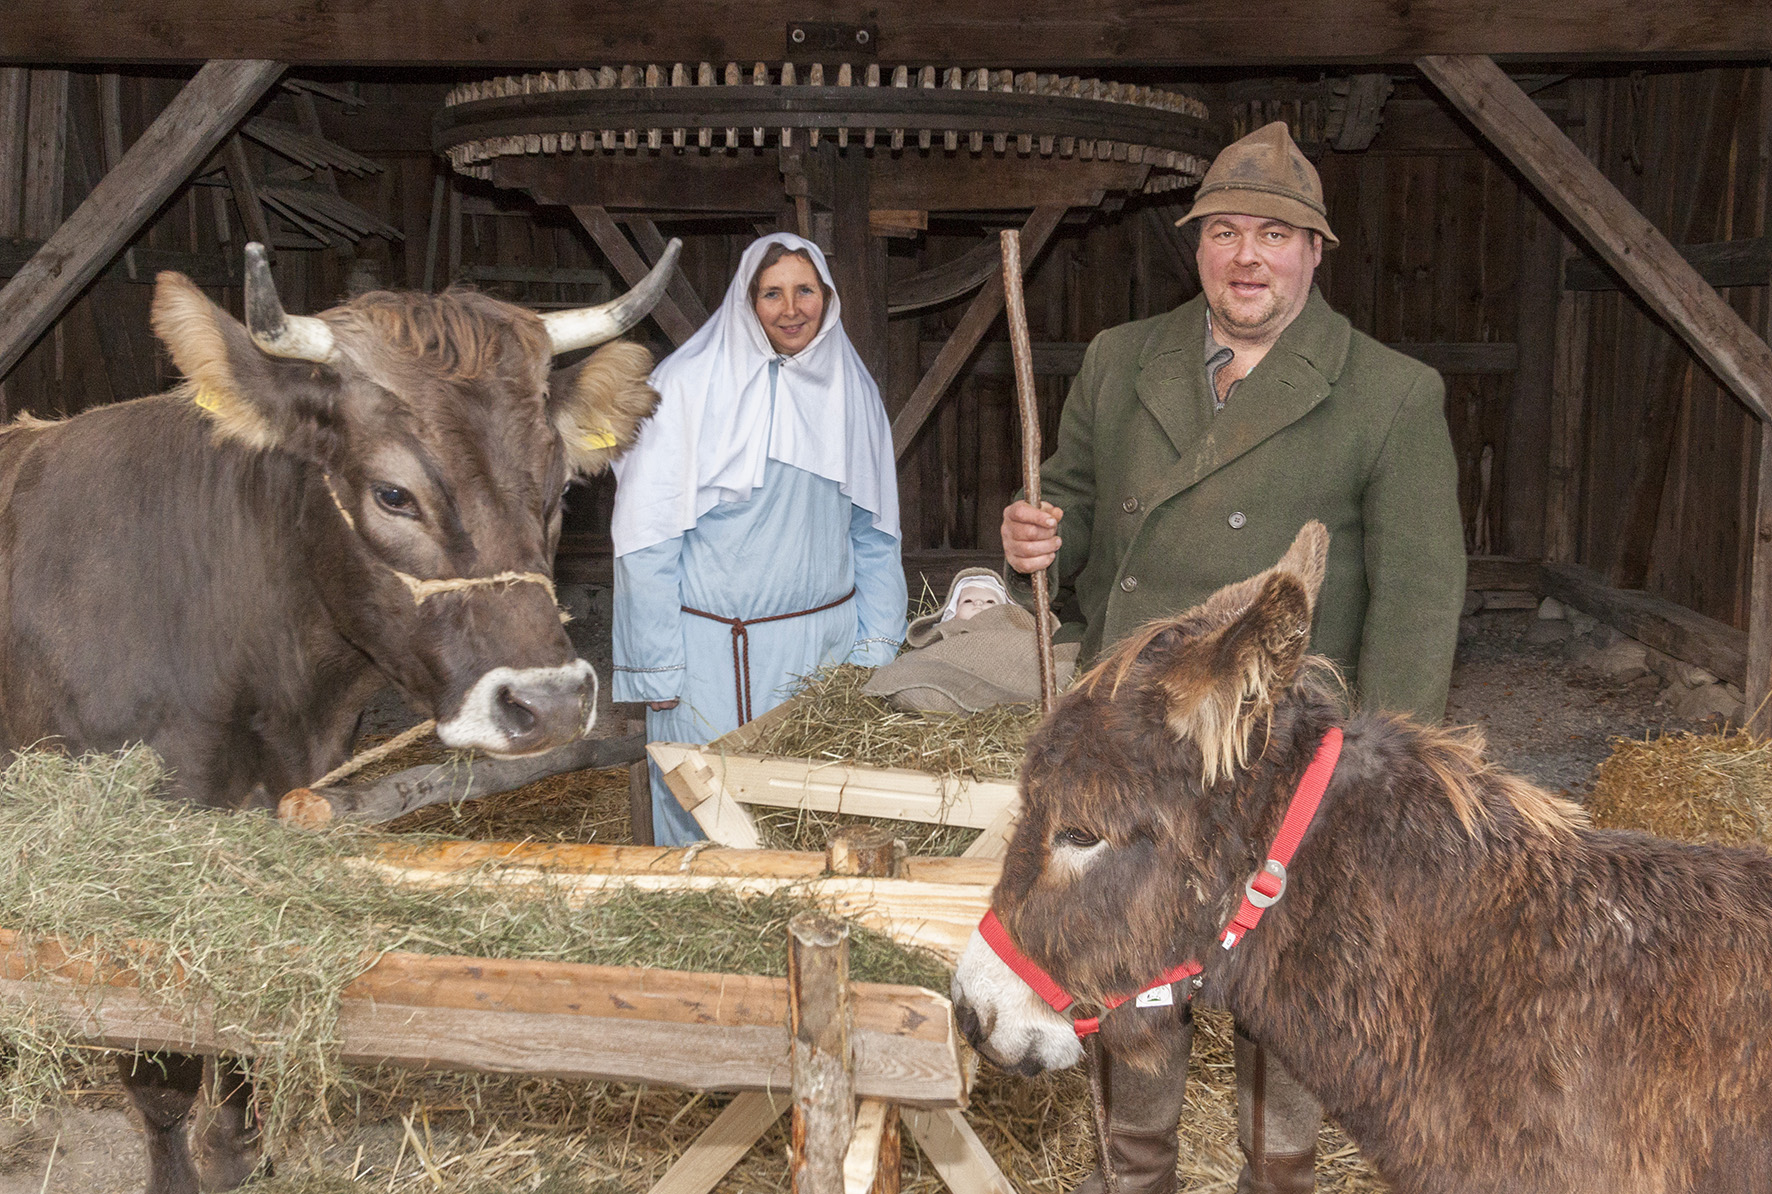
1002,500,1064,573
648,699,680,711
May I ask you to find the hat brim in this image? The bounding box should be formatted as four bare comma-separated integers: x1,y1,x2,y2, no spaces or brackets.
1178,189,1339,247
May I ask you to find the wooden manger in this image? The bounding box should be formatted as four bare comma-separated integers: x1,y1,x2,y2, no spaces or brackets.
648,697,1024,861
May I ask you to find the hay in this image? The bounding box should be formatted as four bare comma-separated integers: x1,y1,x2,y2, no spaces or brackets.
742,664,1038,855
1589,730,1772,847
0,747,946,1144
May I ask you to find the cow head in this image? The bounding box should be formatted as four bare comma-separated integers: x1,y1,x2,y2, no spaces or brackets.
149,242,678,757
953,522,1329,1074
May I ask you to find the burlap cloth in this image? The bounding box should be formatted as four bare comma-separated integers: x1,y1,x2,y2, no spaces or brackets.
864,597,1078,715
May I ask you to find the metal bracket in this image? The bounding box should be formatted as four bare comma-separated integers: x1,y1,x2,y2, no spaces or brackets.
786,21,878,59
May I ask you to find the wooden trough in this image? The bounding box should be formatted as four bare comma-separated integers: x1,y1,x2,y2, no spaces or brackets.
648,698,1023,861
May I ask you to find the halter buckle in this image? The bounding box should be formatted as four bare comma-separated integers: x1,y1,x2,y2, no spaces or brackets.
1243,859,1288,909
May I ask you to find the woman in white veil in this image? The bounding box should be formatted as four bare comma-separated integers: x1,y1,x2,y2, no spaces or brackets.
611,233,907,845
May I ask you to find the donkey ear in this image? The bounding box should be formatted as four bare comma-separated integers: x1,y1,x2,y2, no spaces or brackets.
1158,569,1317,787
549,340,660,477
1195,520,1329,627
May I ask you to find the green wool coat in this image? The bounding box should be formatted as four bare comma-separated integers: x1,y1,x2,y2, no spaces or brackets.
1025,289,1465,722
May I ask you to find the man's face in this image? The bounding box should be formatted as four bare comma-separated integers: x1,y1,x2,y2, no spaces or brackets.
1195,213,1322,344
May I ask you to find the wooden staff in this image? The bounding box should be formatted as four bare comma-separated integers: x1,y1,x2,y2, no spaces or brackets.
1000,228,1059,716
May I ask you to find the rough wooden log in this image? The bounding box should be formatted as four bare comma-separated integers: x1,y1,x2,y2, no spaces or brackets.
1538,562,1746,688
0,930,965,1105
1417,55,1772,426
277,730,645,828
790,912,854,1194
826,826,904,879
0,60,284,383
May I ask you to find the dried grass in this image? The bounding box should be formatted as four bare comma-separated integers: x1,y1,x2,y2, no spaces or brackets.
1589,729,1772,846
0,747,945,1150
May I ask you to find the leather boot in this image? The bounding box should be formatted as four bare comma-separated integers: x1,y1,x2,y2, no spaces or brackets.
1068,1015,1194,1194
1233,1026,1321,1194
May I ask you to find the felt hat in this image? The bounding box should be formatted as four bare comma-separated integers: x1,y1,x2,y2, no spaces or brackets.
1177,121,1338,246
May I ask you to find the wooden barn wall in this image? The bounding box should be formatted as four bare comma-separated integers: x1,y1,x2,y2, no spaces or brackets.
3,66,1768,635
1556,68,1770,630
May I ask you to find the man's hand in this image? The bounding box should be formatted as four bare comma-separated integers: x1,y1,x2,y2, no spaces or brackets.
1001,500,1064,573
648,699,679,711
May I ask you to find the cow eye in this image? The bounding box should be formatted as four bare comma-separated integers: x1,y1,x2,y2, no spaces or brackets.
1055,827,1102,849
372,483,419,518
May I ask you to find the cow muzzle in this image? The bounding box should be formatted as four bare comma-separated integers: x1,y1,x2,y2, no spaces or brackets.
436,659,599,756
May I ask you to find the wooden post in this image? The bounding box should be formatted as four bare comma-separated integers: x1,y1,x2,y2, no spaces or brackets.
628,716,655,846
1543,79,1602,564
1745,69,1772,738
1501,189,1560,559
830,146,887,381
789,911,854,1194
1416,56,1772,428
0,60,284,383
0,69,27,240
825,825,903,879
891,205,1067,460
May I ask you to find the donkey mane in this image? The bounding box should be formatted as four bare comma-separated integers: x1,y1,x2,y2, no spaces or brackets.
1397,714,1588,839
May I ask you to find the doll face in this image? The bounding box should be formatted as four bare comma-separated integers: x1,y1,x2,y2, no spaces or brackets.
953,584,1004,621
753,255,827,356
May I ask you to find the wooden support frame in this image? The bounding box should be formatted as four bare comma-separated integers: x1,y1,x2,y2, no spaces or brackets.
0,929,966,1107
0,59,283,383
891,204,1066,460
1416,55,1772,427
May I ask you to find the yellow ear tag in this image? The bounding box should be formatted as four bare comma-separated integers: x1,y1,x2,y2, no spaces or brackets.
577,429,618,451
192,385,224,414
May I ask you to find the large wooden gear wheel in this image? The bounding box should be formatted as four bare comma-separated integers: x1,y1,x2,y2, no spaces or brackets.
436,64,1216,197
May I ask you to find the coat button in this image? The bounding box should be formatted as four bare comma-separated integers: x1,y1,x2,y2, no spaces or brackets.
1121,576,1138,593
1122,496,1139,514
1228,511,1247,529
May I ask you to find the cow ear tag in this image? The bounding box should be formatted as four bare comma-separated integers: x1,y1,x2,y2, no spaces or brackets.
577,429,618,451
1135,985,1175,1009
192,385,225,414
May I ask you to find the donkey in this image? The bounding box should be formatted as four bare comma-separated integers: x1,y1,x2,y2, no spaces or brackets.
954,522,1772,1194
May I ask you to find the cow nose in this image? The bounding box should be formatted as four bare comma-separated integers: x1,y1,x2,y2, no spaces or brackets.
436,660,599,756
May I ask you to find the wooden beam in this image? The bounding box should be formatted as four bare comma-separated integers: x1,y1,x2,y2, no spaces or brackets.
221,134,273,253
0,931,967,1107
1417,55,1772,426
649,1091,789,1194
1543,78,1602,566
1565,236,1771,292
20,69,69,240
8,2,1768,66
623,216,710,327
0,60,282,384
892,204,1066,460
1502,192,1562,558
1749,423,1772,734
0,240,236,287
570,204,697,347
901,1108,1018,1194
830,146,887,380
1538,562,1746,688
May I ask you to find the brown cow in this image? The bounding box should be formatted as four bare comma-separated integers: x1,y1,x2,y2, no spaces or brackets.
954,523,1772,1194
0,242,675,1192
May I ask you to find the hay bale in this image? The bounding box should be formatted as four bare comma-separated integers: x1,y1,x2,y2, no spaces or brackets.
1589,731,1772,847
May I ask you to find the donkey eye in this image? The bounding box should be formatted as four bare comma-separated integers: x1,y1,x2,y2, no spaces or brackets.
372,483,419,518
1055,828,1103,849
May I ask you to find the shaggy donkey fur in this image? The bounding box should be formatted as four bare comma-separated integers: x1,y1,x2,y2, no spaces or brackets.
960,522,1772,1194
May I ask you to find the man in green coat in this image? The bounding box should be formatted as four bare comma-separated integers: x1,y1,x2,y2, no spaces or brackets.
1002,122,1465,1194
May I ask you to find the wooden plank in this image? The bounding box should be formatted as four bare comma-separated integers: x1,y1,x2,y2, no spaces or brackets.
12,3,1768,68
652,744,766,849
902,1108,1018,1194
1417,55,1772,427
1503,192,1562,558
832,146,888,381
0,60,283,383
20,70,69,240
221,135,273,253
1565,236,1771,291
844,1100,892,1194
1543,78,1602,565
0,933,966,1107
650,1091,789,1194
1746,422,1772,733
0,240,236,287
623,215,710,327
892,205,1066,460
1538,561,1747,687
570,204,697,347
1465,556,1540,591
0,69,32,239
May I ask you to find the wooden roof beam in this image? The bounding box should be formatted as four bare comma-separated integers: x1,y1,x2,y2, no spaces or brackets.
1417,54,1772,426
3,2,1767,66
0,60,284,385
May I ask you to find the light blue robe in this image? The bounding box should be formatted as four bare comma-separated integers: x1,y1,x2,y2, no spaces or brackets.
612,458,907,845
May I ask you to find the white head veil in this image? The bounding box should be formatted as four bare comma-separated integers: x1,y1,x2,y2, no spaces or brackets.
610,233,900,557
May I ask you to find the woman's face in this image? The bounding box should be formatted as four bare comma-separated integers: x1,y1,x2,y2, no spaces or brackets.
753,254,827,355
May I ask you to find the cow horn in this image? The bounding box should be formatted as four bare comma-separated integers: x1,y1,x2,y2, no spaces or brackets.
543,238,683,354
243,242,337,363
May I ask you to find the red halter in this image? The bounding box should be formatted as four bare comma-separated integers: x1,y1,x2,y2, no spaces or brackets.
976,727,1343,1039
